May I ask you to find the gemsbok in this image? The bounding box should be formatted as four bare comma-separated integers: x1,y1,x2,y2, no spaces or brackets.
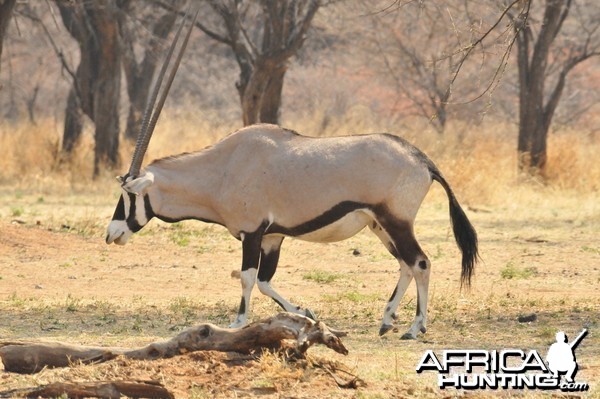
106,10,478,339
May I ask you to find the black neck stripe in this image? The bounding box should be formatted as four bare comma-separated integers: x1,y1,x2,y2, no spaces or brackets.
126,193,143,232
112,196,126,220
144,194,155,220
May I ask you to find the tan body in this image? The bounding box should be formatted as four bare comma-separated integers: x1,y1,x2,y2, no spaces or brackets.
147,124,431,241
107,124,478,338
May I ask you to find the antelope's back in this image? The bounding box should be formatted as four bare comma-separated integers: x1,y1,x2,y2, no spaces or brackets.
215,125,432,223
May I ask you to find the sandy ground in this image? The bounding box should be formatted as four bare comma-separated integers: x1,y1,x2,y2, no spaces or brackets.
0,188,599,397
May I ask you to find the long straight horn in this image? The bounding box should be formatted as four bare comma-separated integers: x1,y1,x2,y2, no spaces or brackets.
127,6,200,179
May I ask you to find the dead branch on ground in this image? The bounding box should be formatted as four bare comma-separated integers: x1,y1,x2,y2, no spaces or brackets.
0,380,173,399
0,313,348,374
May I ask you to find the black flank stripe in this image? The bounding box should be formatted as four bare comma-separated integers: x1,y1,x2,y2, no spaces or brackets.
268,201,368,237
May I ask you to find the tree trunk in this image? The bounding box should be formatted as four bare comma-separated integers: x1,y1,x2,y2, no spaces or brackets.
516,67,547,173
259,65,287,124
62,87,84,153
0,0,16,76
125,87,147,141
240,59,276,126
516,26,548,174
56,0,121,177
240,60,288,126
515,0,571,176
93,62,121,176
206,0,319,127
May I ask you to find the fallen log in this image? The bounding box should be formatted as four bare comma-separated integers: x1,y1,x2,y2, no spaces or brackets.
0,341,123,374
0,380,174,399
0,313,348,374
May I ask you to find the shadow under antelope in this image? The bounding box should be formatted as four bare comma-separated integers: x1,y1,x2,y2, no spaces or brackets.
105,10,478,340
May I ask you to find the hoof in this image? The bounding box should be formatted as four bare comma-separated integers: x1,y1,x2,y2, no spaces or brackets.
228,320,246,329
379,323,394,336
304,308,317,320
400,332,417,340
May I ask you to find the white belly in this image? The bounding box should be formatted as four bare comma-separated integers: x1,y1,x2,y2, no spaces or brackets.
295,210,371,243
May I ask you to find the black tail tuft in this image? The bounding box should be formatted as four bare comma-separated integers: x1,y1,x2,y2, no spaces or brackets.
430,169,479,288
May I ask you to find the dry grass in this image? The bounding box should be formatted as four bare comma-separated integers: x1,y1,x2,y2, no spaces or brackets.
1,111,598,204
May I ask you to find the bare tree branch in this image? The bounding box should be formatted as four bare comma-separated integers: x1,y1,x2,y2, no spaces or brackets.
152,0,233,45
15,7,78,97
446,0,526,104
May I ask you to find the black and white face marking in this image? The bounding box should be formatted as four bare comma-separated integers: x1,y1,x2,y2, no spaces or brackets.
105,192,154,245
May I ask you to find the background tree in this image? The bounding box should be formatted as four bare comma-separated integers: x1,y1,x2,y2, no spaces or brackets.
2,0,600,179
361,3,459,133
117,0,183,141
0,0,16,77
186,0,319,126
56,0,122,177
510,0,600,175
336,1,523,133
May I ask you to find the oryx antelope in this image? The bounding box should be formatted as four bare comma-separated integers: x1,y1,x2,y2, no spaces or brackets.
106,11,478,339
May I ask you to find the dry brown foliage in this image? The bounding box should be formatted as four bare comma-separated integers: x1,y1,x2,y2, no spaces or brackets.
1,114,598,203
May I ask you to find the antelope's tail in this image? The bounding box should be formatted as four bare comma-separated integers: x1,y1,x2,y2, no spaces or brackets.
429,167,479,288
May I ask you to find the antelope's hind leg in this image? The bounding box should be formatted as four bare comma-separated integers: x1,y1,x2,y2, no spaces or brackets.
403,255,430,339
370,219,430,339
257,236,316,320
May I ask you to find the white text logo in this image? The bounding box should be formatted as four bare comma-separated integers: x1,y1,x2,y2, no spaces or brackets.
416,329,589,392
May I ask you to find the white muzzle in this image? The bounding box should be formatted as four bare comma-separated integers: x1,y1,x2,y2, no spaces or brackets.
105,220,132,245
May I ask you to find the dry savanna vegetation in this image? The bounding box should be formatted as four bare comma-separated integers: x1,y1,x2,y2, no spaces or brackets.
0,114,599,398
1,0,600,397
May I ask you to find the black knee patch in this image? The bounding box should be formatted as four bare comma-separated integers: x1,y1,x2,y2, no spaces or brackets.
257,249,280,281
419,260,428,270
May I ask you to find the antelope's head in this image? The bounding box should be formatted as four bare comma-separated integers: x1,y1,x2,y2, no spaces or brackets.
106,173,155,245
105,7,198,246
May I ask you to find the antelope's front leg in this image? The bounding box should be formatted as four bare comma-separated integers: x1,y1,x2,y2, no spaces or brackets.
229,231,262,328
256,236,317,320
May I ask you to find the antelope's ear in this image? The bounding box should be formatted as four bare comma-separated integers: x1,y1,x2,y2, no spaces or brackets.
122,172,154,195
